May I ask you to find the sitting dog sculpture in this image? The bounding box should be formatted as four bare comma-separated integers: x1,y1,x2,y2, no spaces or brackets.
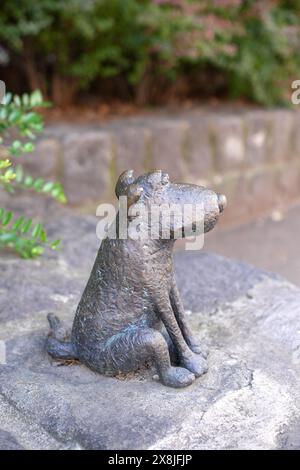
46,170,226,388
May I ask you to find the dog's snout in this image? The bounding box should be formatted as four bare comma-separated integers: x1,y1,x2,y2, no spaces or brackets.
217,193,227,213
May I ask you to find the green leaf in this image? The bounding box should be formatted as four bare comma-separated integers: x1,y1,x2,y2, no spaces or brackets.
22,93,30,107
1,211,13,225
3,93,12,105
23,142,35,153
24,175,34,187
21,218,32,234
13,95,21,107
42,181,55,193
15,165,24,183
50,239,61,250
32,223,42,239
4,168,16,181
31,246,44,256
30,90,43,107
22,129,36,139
33,177,44,191
40,228,47,243
51,185,67,203
0,159,11,169
8,109,21,123
10,140,22,155
12,216,25,231
21,112,40,125
0,232,17,243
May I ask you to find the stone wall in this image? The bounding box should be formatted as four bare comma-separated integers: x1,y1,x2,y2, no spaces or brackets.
25,108,300,226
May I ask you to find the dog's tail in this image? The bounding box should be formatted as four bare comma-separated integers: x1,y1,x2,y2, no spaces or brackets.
46,313,78,360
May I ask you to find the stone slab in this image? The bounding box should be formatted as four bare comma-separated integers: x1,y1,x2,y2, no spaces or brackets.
0,215,299,449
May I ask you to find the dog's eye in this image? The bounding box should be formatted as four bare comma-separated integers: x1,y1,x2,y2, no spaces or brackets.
161,173,169,185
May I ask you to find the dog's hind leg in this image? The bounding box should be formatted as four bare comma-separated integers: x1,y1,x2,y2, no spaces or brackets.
98,326,195,388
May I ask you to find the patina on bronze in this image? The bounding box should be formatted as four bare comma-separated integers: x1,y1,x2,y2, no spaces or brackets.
46,170,226,388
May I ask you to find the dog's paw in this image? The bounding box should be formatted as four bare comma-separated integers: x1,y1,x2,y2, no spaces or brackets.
179,352,208,378
160,366,195,388
186,336,209,358
188,341,209,359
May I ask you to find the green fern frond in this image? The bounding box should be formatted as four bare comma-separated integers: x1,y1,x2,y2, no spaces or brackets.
0,208,61,259
13,165,67,203
0,90,65,258
0,90,49,139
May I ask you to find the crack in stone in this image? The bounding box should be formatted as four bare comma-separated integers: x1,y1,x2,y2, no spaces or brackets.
0,393,65,450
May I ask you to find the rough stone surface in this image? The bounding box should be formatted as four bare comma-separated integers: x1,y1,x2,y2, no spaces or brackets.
113,125,152,176
247,169,280,216
185,116,213,182
212,173,251,226
244,111,271,167
23,108,300,223
270,110,295,163
149,120,189,180
62,131,112,205
210,115,245,172
0,214,299,449
14,138,62,180
277,162,300,204
0,429,24,450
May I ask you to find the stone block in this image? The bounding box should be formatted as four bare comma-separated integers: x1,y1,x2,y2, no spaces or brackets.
149,120,189,180
210,115,245,173
244,111,272,168
292,111,300,159
62,132,113,205
185,117,214,181
268,110,295,163
276,162,300,203
113,125,151,176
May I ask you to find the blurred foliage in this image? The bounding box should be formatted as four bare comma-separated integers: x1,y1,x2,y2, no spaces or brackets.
0,90,66,258
0,0,299,106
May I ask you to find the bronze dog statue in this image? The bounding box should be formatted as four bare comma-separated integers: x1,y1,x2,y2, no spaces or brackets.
46,170,226,388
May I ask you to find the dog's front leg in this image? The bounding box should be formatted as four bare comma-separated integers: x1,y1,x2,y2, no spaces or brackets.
170,278,208,358
154,294,208,378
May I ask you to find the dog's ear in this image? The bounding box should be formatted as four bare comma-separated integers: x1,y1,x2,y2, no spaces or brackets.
127,184,143,207
125,184,144,223
115,170,135,198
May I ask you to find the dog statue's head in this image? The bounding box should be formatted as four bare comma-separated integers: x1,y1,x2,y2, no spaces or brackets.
115,170,226,238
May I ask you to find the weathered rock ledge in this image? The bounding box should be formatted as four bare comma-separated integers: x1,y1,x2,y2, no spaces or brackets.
0,215,299,449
